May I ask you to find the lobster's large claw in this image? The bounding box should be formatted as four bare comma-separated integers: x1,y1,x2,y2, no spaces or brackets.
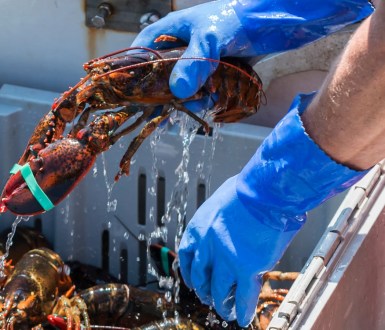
1,139,96,216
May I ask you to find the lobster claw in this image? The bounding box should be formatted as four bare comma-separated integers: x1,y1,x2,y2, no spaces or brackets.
47,314,67,330
0,138,96,216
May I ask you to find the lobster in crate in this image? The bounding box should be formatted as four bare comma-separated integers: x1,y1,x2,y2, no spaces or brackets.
0,44,264,216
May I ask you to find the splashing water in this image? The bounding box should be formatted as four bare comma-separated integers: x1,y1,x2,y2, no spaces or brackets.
169,114,200,250
100,153,117,212
207,123,221,196
0,215,30,276
60,196,71,225
146,125,167,272
172,257,181,304
160,114,201,305
148,125,165,197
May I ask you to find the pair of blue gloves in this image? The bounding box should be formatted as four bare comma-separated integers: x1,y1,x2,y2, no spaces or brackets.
133,0,373,327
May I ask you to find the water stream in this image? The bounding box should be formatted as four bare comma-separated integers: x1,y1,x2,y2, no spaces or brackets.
94,109,223,320
0,215,30,277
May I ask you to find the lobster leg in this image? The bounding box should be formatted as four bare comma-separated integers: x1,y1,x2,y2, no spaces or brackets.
70,103,137,138
170,101,210,134
114,102,210,181
68,106,95,137
114,108,172,181
110,107,155,143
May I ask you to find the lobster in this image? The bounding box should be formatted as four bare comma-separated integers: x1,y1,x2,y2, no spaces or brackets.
256,271,299,330
47,282,177,329
0,247,73,329
45,245,298,329
0,45,263,216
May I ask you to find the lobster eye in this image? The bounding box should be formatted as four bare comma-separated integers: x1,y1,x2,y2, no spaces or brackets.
103,66,110,72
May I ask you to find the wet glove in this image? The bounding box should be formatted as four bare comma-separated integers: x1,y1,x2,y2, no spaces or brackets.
132,0,373,99
178,93,369,327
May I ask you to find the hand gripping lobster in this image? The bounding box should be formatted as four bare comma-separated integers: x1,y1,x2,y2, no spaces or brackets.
0,46,264,216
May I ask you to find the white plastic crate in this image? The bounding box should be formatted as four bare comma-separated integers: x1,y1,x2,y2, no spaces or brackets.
0,83,345,287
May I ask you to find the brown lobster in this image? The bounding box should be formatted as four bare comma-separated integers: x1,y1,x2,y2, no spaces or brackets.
0,46,263,216
0,247,73,329
47,282,176,329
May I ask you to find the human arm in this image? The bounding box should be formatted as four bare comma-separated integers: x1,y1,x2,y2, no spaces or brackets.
178,2,383,328
132,0,373,99
302,1,385,170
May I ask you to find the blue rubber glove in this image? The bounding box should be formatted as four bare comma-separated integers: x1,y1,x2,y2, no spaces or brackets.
178,93,369,327
132,0,373,99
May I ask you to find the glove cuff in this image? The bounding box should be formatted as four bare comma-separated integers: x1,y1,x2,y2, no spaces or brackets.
233,0,374,54
236,93,369,224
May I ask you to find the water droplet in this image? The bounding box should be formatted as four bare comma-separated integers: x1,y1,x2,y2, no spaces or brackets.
148,186,156,196
206,312,220,326
138,233,146,241
107,199,117,212
159,276,174,290
165,290,172,303
92,166,98,178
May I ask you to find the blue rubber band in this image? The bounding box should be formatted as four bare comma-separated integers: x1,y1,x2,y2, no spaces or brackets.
10,163,55,212
160,246,170,277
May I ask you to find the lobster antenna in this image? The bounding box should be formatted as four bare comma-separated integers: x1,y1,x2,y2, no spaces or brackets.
93,56,263,88
51,73,92,111
85,46,164,66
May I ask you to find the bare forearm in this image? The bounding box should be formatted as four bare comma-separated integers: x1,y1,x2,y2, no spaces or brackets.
302,2,385,170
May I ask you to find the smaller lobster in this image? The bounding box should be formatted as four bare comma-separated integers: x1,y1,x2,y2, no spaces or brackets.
48,283,130,330
0,45,263,216
0,247,73,329
256,271,299,330
48,282,176,329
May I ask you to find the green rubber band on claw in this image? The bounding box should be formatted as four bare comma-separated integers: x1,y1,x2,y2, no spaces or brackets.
10,163,54,212
160,246,170,277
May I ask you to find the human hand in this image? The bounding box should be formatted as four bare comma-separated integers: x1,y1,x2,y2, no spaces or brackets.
178,175,303,326
132,0,373,100
132,0,253,100
178,93,368,327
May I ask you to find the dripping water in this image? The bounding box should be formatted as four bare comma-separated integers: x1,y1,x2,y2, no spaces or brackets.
0,215,30,276
146,125,168,280
58,196,71,225
206,123,221,196
100,153,117,213
160,113,200,306
171,114,199,249
148,126,164,197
